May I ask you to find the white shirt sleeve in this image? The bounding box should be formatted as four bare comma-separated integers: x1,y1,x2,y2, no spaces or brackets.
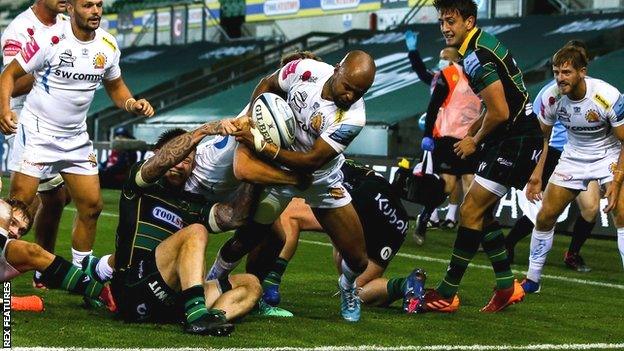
608,93,624,128
537,87,556,126
1,25,25,67
104,45,121,81
13,33,49,74
320,102,366,153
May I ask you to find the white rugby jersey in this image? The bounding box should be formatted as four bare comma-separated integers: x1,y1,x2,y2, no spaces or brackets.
15,20,121,136
277,59,366,175
184,135,240,200
1,8,68,112
538,77,624,154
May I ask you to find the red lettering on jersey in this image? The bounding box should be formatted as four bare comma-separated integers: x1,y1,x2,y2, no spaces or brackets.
2,39,22,57
281,59,300,80
20,38,40,63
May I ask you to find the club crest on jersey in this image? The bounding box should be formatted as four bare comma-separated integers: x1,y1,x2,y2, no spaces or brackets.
152,207,184,229
585,109,600,123
310,112,325,134
93,53,107,69
290,91,308,113
609,163,619,174
328,186,346,199
58,50,76,68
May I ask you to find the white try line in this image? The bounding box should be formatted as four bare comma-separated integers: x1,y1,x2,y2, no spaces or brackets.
13,343,624,350
299,239,624,291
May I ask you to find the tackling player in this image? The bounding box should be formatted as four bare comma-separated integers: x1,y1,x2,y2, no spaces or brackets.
0,0,154,277
253,161,427,313
424,0,543,313
101,122,262,336
523,46,624,291
0,0,73,288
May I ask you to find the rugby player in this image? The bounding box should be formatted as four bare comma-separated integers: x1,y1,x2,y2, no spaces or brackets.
523,46,624,292
0,0,154,280
102,123,262,336
0,198,115,311
216,50,375,322
253,161,427,313
0,0,73,288
424,0,543,313
506,42,599,273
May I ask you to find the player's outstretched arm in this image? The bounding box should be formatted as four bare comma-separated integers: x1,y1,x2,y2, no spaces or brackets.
604,125,624,213
103,77,155,117
0,60,27,134
233,144,306,187
140,119,235,183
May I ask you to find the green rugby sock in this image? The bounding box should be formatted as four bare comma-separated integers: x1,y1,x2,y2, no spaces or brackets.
182,285,211,324
40,256,103,298
386,277,407,303
437,226,483,298
482,224,514,290
262,258,289,288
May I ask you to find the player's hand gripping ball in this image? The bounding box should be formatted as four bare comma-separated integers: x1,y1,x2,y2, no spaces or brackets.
251,93,296,150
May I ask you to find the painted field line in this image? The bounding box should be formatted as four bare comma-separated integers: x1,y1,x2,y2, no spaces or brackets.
300,239,624,290
65,206,118,218
14,343,624,350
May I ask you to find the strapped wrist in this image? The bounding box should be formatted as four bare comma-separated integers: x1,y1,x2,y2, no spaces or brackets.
124,98,137,112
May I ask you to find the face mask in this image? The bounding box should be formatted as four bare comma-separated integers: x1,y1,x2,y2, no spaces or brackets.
437,59,451,70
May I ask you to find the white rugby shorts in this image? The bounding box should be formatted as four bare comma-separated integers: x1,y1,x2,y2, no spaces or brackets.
548,147,619,191
9,123,98,179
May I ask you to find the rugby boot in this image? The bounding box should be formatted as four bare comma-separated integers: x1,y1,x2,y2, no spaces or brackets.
403,268,426,314
480,279,524,313
423,289,460,313
98,284,118,313
338,279,361,322
252,300,294,317
440,219,457,230
262,283,281,306
520,278,541,294
184,309,234,336
563,251,591,272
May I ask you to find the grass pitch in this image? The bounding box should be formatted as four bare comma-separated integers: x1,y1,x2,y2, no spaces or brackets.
6,186,624,349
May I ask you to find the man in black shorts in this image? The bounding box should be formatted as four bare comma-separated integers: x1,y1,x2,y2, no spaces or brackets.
250,160,428,314
105,122,262,336
424,0,543,313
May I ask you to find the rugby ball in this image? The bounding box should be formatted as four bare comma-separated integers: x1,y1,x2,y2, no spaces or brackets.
252,93,296,149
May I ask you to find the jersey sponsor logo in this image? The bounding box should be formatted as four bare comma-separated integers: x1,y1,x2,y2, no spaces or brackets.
82,48,89,57
335,109,345,123
562,124,603,131
53,69,105,82
102,36,117,52
375,193,408,234
328,124,362,147
462,52,481,79
152,206,184,229
496,157,513,167
289,90,308,113
58,50,76,68
20,37,40,63
300,70,317,83
573,106,581,113
531,150,542,163
147,280,170,302
2,39,22,57
88,153,97,167
557,106,571,122
136,303,147,316
585,109,600,123
593,93,611,110
379,246,392,261
281,59,300,80
93,52,107,69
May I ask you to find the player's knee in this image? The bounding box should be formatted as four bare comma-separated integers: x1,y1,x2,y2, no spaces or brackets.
185,224,209,245
579,203,599,221
535,208,557,229
459,200,479,224
79,198,103,220
613,210,624,228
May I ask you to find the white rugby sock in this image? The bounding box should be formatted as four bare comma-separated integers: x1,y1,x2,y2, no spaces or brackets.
527,228,554,282
618,228,624,269
71,249,92,268
445,204,459,221
206,250,240,281
339,260,360,290
430,209,440,222
96,254,114,281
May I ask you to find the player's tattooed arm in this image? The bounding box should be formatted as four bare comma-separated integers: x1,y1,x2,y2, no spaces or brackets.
140,119,237,183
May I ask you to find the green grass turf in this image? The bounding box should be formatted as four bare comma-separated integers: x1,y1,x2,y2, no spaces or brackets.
5,185,624,348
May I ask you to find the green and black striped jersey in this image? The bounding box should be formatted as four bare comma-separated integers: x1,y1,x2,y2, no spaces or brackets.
114,161,216,272
459,27,540,142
